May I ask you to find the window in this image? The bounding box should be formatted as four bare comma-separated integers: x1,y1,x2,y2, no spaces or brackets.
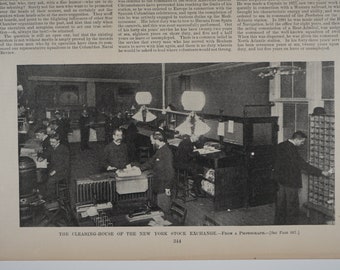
179,75,191,91
322,61,334,115
280,62,306,98
283,102,308,158
322,61,334,99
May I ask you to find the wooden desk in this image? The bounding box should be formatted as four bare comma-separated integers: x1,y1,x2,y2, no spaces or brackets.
196,151,247,210
195,150,226,169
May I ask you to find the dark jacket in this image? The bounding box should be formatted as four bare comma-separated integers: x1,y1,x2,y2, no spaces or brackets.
103,142,129,169
49,143,70,182
141,143,175,193
174,137,199,169
125,122,138,143
55,123,69,145
273,140,322,188
79,115,90,132
39,136,52,162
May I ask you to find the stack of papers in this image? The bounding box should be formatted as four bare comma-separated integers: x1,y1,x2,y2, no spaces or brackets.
194,148,221,155
116,166,142,177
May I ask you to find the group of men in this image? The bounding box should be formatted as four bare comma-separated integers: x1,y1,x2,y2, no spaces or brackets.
79,109,137,160
34,112,333,225
34,111,71,201
103,129,176,215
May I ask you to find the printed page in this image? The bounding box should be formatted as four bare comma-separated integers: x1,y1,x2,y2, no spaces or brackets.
0,0,339,260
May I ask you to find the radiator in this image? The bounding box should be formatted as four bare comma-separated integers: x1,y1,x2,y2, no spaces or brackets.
76,178,114,205
76,174,153,205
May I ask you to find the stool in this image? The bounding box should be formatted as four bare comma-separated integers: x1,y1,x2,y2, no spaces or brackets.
175,168,196,203
138,146,151,163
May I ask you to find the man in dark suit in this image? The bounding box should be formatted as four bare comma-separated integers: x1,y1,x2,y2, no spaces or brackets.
103,128,129,171
273,131,331,225
47,133,70,200
125,118,138,162
141,131,175,215
157,119,168,142
79,109,91,150
55,111,70,146
35,127,52,162
175,134,204,197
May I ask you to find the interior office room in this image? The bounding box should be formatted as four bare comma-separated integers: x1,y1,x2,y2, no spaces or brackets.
16,62,335,227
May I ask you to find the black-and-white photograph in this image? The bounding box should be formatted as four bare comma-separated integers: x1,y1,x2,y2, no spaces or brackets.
17,62,335,227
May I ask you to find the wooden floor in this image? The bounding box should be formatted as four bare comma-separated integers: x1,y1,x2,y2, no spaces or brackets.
69,142,311,226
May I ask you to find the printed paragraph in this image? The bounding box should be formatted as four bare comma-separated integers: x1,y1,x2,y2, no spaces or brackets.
0,0,114,54
118,0,232,53
237,0,340,52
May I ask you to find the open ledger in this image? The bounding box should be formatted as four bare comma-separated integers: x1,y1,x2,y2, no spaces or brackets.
0,0,340,260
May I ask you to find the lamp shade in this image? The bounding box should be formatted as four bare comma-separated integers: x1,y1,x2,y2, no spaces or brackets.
132,106,157,122
135,91,152,105
181,91,206,111
175,113,210,136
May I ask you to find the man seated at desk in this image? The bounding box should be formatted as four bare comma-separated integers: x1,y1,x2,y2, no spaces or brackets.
174,134,204,197
35,127,52,162
47,133,70,201
140,131,175,217
103,128,129,171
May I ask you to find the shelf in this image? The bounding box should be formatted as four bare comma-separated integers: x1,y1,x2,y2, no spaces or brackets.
305,202,334,218
308,114,335,218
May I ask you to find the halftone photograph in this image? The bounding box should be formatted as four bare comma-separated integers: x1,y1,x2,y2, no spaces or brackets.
17,62,334,227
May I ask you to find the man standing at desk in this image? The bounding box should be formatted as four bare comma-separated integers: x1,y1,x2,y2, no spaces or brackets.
103,128,129,171
273,131,332,225
55,111,70,146
141,131,175,215
175,134,204,197
79,109,91,150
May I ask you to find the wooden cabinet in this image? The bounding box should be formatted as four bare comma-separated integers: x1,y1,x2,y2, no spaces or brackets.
197,115,278,210
197,152,247,210
307,114,335,220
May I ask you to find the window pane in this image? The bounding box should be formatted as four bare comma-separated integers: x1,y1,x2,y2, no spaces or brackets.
324,100,334,115
322,61,334,99
281,62,292,98
281,76,293,98
296,103,308,132
293,62,306,98
296,103,308,159
283,103,295,140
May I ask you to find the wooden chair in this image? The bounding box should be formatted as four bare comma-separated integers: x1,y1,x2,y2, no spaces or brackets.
169,201,187,226
174,168,196,203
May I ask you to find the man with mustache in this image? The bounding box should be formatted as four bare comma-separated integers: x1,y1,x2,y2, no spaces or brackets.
103,128,129,171
47,133,70,200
